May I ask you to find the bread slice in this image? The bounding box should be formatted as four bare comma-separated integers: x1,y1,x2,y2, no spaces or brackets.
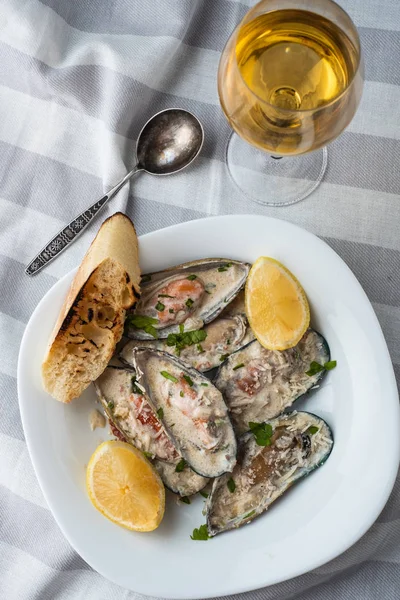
42,212,141,403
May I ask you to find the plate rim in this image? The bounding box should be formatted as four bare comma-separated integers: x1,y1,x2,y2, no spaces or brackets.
17,214,400,598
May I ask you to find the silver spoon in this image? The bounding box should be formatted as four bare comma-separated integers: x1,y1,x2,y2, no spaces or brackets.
25,108,204,276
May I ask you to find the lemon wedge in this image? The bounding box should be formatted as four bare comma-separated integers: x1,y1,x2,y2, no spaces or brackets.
86,441,165,532
245,257,310,351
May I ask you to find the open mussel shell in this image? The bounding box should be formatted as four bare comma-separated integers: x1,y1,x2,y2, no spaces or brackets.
206,411,333,536
214,329,330,434
126,258,250,340
131,347,237,478
94,366,208,496
120,291,255,373
153,460,208,497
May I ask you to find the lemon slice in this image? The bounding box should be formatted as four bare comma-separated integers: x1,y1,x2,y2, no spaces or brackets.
245,257,310,351
86,441,165,532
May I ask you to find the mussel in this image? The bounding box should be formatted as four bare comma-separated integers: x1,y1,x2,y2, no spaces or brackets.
206,411,333,536
126,258,250,340
131,347,237,478
214,329,330,434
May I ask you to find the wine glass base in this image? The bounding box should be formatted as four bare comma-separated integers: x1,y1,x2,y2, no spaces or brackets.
226,133,328,207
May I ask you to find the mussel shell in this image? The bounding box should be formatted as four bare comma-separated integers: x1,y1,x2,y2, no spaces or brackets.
153,460,208,496
206,411,333,536
126,258,250,340
214,329,330,434
132,347,237,478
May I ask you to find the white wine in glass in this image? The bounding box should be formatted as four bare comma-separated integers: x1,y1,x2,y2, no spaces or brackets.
218,0,364,206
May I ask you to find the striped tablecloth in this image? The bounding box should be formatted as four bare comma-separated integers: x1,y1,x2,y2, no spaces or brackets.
1,1,399,598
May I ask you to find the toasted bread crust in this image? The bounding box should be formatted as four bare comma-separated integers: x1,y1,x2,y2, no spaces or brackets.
47,212,140,350
42,213,140,403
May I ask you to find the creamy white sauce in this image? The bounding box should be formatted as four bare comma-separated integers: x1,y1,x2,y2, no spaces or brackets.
88,409,106,431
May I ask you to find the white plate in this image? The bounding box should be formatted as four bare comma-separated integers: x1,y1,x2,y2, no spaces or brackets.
18,215,400,598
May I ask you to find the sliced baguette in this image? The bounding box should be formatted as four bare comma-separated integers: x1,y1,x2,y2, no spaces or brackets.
42,212,140,403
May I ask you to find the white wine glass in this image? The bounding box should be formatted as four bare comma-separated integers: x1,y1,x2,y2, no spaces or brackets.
218,0,364,206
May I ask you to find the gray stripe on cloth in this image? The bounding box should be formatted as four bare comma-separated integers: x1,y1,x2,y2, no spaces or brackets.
377,465,400,523
0,256,57,322
322,238,400,308
37,0,247,45
0,139,104,222
394,364,400,389
287,561,400,600
325,132,400,196
37,0,400,87
127,193,207,236
0,373,24,441
0,485,90,572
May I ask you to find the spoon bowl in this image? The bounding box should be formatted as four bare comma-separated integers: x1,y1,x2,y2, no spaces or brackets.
137,108,204,175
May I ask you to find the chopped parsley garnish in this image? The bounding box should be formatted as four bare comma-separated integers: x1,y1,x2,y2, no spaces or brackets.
131,376,142,394
197,344,204,353
219,353,229,362
158,294,175,298
143,451,153,459
169,309,174,313
166,328,207,355
190,524,210,541
160,371,178,383
183,374,194,387
155,301,165,312
218,262,232,272
249,421,273,446
175,458,187,472
185,298,194,308
180,390,184,397
157,407,164,419
201,383,208,387
227,478,236,493
199,490,209,499
306,361,324,376
307,426,319,435
205,290,211,294
324,360,337,370
233,363,244,371
187,274,197,281
180,496,191,504
243,510,256,520
128,314,158,339
141,274,151,283
227,339,231,345
107,401,114,409
306,360,337,377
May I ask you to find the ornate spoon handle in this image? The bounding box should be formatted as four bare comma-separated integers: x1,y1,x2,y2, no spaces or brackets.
25,165,141,276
